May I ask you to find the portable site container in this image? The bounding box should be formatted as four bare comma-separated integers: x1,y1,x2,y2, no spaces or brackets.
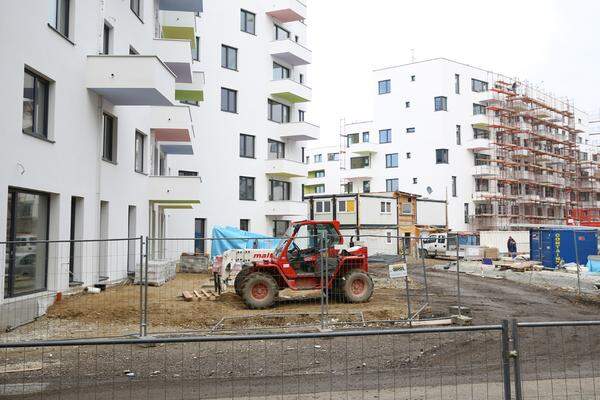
529,228,598,269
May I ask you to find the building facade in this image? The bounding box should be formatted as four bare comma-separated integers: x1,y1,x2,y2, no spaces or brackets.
306,58,596,232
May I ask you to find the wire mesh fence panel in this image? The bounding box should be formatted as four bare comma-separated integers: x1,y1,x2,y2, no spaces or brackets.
1,238,143,342
516,322,600,400
0,325,507,399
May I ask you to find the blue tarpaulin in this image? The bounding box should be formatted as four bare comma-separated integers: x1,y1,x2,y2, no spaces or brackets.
210,226,280,258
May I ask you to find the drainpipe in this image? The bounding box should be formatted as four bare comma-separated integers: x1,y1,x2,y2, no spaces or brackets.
355,193,360,240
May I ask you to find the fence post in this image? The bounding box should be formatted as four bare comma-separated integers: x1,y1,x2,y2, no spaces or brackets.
143,236,149,337
511,319,523,400
138,236,144,337
456,235,462,317
420,237,430,308
319,230,327,331
501,319,512,400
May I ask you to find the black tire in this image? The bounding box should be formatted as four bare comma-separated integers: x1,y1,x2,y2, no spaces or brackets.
234,269,252,296
419,249,429,259
341,270,374,303
241,272,279,309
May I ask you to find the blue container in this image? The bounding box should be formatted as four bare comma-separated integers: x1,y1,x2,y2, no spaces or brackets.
530,228,598,269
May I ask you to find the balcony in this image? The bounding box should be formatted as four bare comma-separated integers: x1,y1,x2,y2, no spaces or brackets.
86,56,176,106
471,165,499,177
465,138,491,151
153,38,193,83
265,158,307,178
512,149,530,158
148,175,201,202
343,168,373,180
266,0,306,22
175,71,204,103
150,105,192,132
159,0,203,12
269,39,312,66
265,201,307,217
471,114,490,129
305,176,326,186
154,129,194,156
349,142,378,155
270,79,311,103
161,11,196,45
280,121,320,141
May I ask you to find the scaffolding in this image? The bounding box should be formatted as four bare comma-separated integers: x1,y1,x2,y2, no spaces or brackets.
470,76,599,230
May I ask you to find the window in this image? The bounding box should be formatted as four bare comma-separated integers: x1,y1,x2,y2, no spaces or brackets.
315,185,325,194
380,201,392,213
350,156,370,169
347,133,359,145
239,134,255,158
379,129,391,143
22,69,49,138
102,113,116,162
269,180,291,201
298,110,305,122
315,200,331,213
473,128,489,139
273,62,290,80
363,180,370,193
456,125,461,145
275,25,290,40
434,96,447,111
405,101,410,108
413,177,418,184
455,74,460,94
239,177,255,200
299,73,304,84
406,127,415,133
386,153,398,168
314,154,322,163
268,100,290,123
464,203,469,224
475,178,489,192
240,9,256,34
452,176,457,197
273,220,290,237
102,23,111,55
386,179,399,192
240,219,250,231
473,103,486,115
49,0,70,37
406,152,411,159
178,170,198,176
402,203,412,215
378,79,391,94
134,131,145,173
130,0,141,18
471,79,488,92
341,182,353,194
268,139,285,159
221,88,237,113
436,149,448,164
338,200,355,213
410,75,416,81
312,170,325,178
362,132,370,142
221,45,238,70
5,189,50,298
475,153,491,166
192,37,200,61
327,153,339,161
386,232,392,244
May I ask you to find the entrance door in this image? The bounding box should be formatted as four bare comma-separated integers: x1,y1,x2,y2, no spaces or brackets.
194,218,206,254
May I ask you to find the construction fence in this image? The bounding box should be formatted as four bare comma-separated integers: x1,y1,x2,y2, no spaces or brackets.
0,233,474,342
2,320,600,399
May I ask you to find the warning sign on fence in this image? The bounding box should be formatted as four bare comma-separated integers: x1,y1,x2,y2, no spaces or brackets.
389,263,408,279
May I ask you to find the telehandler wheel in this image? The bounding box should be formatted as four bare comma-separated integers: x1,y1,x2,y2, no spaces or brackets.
234,269,252,296
241,272,279,309
341,270,374,303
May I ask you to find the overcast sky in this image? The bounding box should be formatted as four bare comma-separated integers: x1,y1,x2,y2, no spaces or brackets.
306,0,600,146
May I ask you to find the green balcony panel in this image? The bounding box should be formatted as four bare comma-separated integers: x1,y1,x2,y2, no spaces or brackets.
176,89,204,102
162,26,196,48
304,186,316,195
272,91,309,103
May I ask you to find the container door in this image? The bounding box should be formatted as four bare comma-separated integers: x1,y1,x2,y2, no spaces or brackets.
541,230,557,269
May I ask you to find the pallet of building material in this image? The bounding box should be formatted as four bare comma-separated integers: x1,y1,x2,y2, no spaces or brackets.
179,253,211,273
495,260,537,272
134,260,177,286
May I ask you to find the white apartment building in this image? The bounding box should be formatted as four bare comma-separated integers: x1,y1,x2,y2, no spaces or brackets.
0,0,316,328
306,58,593,232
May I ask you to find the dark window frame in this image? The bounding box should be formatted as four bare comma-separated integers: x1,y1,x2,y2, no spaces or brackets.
134,130,145,173
452,176,457,197
456,125,462,145
269,179,291,201
239,176,255,201
240,219,250,232
102,23,111,55
268,139,286,159
434,96,447,111
274,24,290,40
221,45,238,70
22,69,50,139
436,148,449,164
130,0,141,19
378,79,391,94
386,178,399,192
379,129,392,144
239,134,255,158
268,99,290,123
350,156,370,169
192,37,200,61
240,9,256,34
385,153,398,168
102,113,117,163
50,0,70,37
273,62,290,80
455,73,460,94
471,79,489,93
221,87,238,113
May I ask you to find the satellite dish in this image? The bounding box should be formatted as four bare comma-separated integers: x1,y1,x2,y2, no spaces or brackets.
426,186,433,195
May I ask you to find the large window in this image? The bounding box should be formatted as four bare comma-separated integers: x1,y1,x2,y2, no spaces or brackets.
221,45,238,70
273,62,290,80
473,128,489,139
363,180,371,193
273,220,290,238
240,9,255,34
268,100,290,123
434,96,447,111
436,148,448,164
351,156,370,169
268,139,285,159
239,134,255,158
130,0,141,18
102,113,116,162
473,103,486,115
327,153,339,161
386,153,398,168
472,79,489,93
379,129,392,144
314,154,322,163
378,79,391,94
192,37,200,61
347,133,359,145
221,88,237,113
134,131,145,173
49,0,70,37
23,69,49,138
274,25,290,40
386,179,399,192
239,176,255,200
269,180,291,201
5,189,50,298
362,132,370,142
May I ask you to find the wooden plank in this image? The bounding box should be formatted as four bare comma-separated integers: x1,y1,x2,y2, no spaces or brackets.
1,362,43,374
182,291,194,302
411,318,453,327
193,290,202,299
